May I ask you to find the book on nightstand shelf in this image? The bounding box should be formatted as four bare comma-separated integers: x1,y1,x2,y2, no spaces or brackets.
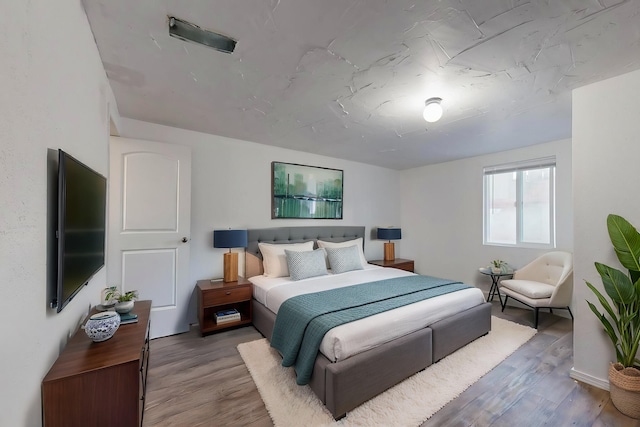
119,313,138,324
215,309,241,324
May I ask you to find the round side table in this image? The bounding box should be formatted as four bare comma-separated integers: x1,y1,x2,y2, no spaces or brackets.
479,268,513,307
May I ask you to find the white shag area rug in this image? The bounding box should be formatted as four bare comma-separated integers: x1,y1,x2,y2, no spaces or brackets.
237,316,536,427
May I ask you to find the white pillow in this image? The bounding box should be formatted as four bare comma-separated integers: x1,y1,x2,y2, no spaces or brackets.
258,241,314,278
316,238,367,268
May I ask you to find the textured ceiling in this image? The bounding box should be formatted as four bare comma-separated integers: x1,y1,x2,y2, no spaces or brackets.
83,0,640,170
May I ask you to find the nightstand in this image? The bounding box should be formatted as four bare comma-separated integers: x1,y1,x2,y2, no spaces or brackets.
369,258,415,272
197,277,253,336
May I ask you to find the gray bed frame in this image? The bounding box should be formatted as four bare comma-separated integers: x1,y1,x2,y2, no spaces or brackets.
246,226,492,420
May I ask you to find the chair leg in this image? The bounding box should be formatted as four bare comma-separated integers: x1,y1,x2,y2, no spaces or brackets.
567,306,574,320
501,295,508,312
549,308,553,314
534,308,539,329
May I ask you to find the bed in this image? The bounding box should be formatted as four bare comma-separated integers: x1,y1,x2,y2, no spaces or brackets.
246,226,491,420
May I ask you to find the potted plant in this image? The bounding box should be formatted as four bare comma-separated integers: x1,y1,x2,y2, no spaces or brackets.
491,259,507,274
105,287,138,314
585,214,640,419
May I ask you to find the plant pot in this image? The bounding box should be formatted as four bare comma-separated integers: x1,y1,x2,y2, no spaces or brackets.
115,300,134,314
609,362,640,419
491,267,501,274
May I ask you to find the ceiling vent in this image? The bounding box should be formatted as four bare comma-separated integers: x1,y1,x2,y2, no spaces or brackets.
168,16,236,54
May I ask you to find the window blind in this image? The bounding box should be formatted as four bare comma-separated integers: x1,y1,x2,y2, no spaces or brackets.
483,156,556,175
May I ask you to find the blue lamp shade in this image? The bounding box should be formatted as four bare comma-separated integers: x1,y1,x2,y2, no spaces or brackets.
213,229,248,249
377,227,402,241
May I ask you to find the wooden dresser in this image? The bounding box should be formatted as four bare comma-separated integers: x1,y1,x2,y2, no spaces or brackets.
42,300,151,427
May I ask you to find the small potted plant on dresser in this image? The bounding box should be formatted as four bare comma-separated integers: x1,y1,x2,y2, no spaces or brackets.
585,214,640,419
105,287,139,314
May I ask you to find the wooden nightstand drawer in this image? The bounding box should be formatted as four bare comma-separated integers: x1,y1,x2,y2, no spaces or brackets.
202,286,251,306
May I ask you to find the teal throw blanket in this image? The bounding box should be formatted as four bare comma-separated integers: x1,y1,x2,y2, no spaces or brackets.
270,275,470,385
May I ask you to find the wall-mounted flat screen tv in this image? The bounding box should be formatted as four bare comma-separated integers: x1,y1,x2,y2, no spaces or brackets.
55,149,107,312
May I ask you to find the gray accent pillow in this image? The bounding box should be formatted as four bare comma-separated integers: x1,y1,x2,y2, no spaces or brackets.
284,249,328,281
325,245,365,274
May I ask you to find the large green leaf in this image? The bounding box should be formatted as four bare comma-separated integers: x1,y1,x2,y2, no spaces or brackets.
586,280,619,321
608,214,640,274
586,301,617,342
595,262,635,303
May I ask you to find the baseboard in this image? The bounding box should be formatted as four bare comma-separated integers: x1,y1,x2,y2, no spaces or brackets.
569,367,609,391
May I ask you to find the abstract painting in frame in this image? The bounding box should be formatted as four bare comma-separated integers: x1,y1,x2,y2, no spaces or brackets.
271,162,343,219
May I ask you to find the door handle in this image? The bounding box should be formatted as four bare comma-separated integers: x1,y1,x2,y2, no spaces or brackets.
181,237,189,243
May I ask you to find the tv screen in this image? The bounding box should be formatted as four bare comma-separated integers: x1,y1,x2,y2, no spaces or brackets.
56,149,107,312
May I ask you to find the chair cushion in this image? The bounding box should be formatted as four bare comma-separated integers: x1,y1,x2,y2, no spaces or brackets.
500,279,554,299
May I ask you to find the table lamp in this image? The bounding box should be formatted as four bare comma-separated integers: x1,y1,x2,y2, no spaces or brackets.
213,229,248,282
377,227,402,261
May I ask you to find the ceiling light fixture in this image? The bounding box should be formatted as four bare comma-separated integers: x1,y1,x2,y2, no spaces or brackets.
423,97,443,123
168,16,236,54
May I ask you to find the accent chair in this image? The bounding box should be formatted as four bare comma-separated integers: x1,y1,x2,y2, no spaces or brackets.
499,251,573,328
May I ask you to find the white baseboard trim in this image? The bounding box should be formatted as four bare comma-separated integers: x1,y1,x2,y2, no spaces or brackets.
569,367,609,391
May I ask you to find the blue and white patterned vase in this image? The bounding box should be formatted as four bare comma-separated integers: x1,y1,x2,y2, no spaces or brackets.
84,311,120,342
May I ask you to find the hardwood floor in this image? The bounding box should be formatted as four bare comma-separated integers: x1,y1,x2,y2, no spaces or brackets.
143,302,640,426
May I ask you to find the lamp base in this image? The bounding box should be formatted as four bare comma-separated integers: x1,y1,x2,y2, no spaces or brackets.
223,252,239,282
384,242,395,261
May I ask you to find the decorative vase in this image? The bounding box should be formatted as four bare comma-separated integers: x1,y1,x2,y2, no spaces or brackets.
115,300,134,314
491,267,501,274
609,362,640,419
84,311,120,342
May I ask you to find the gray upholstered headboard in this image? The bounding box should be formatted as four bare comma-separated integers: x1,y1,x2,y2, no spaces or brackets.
245,226,365,277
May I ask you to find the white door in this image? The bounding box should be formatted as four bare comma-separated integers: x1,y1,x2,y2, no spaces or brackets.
108,136,191,338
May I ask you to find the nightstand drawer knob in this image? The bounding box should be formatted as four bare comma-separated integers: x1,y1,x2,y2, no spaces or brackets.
226,291,231,295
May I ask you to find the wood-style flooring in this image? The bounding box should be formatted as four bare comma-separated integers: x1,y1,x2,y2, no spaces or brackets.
142,302,640,426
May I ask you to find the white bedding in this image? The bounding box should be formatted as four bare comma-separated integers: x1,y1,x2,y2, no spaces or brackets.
249,265,485,362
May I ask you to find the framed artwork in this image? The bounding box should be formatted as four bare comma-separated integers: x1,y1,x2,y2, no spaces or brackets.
271,162,343,219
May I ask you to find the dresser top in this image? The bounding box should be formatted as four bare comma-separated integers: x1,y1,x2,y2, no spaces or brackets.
43,300,151,382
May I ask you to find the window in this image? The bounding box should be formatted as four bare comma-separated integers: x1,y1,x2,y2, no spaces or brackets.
483,157,556,248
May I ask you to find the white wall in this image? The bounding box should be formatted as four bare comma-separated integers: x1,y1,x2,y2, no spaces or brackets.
0,1,115,425
571,68,640,388
399,139,573,293
119,118,401,322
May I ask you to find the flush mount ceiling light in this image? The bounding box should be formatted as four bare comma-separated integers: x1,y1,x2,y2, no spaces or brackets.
423,97,443,123
168,16,236,54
